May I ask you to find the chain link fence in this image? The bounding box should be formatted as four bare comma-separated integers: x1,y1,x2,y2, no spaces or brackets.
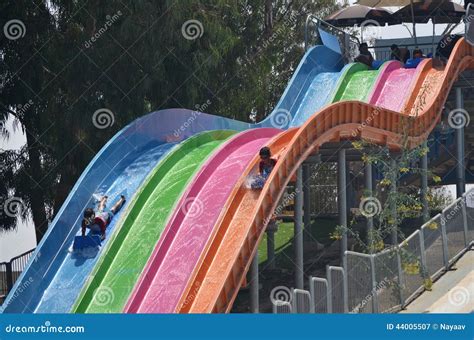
272,189,474,313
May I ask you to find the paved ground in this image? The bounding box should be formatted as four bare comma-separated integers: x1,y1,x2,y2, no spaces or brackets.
401,249,473,313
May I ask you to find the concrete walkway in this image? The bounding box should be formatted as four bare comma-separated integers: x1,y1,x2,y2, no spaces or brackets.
401,249,473,313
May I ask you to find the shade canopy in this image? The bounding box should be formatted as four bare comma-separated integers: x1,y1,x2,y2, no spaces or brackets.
395,1,466,24
325,4,398,26
357,0,425,6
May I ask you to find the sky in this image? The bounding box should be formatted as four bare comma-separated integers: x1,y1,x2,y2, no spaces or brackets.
1,116,36,262
0,0,471,262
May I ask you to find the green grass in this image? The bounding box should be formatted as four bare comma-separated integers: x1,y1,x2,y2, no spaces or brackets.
258,217,338,265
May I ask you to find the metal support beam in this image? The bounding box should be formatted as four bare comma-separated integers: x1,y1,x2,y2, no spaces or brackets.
295,167,304,289
250,250,259,313
421,141,429,222
266,222,276,270
338,149,348,263
303,164,312,247
455,87,466,198
390,158,398,245
365,163,374,252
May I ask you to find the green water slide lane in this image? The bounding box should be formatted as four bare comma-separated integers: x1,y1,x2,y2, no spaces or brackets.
338,68,381,102
72,130,236,313
329,62,380,103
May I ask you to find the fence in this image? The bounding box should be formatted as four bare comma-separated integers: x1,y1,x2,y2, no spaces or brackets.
272,189,474,313
0,249,35,305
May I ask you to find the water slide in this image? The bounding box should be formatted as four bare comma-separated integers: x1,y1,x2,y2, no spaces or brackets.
119,44,453,313
1,45,344,313
119,61,379,313
3,35,470,314
177,39,473,313
73,47,346,313
124,128,282,313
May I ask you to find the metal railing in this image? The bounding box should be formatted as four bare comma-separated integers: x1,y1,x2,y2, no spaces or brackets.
466,3,474,46
305,15,360,62
372,42,437,61
0,248,35,305
272,188,474,313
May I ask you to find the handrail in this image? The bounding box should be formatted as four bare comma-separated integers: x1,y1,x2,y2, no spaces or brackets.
273,187,474,314
304,14,360,53
0,248,35,266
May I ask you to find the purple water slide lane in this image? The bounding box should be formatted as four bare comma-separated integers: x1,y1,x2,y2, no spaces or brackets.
368,61,422,112
124,127,281,313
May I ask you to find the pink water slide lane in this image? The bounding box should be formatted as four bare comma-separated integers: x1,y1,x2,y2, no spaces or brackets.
368,60,427,112
124,127,281,313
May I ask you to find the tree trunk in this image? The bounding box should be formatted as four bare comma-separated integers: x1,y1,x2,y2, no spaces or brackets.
24,125,48,244
264,0,273,36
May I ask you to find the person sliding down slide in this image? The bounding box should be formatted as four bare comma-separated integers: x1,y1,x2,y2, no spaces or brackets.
81,195,126,240
251,147,277,189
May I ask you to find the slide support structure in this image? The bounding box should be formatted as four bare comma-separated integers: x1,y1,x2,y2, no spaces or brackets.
456,87,466,198
421,141,429,223
338,149,347,264
390,158,398,245
303,164,311,247
294,167,304,290
250,250,259,313
365,163,374,252
266,221,277,270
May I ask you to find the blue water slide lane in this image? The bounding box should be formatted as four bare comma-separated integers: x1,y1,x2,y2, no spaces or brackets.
1,45,345,313
259,45,345,129
1,110,249,313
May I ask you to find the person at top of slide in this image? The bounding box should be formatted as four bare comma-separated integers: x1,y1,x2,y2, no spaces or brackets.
258,146,277,178
82,195,126,240
355,43,374,68
405,49,426,68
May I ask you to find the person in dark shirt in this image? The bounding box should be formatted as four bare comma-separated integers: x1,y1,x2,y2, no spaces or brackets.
81,195,126,240
258,146,277,178
390,44,401,61
251,147,277,189
355,43,374,68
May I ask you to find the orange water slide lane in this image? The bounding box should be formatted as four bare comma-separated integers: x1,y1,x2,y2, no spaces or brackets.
178,38,474,313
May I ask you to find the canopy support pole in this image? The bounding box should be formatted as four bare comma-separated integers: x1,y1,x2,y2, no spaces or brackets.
410,0,418,47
